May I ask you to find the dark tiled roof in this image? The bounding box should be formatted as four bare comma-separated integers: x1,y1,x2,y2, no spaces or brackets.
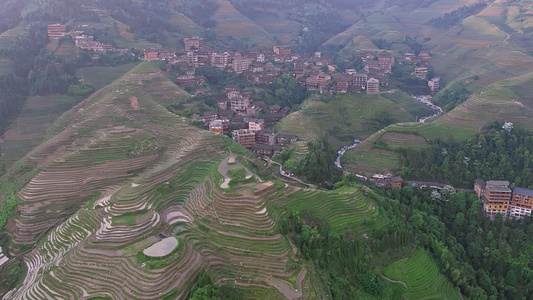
513,187,533,197
474,178,486,186
390,176,403,182
486,180,509,187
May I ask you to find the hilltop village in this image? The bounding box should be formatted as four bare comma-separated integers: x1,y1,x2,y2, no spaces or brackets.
142,36,441,157
45,19,442,159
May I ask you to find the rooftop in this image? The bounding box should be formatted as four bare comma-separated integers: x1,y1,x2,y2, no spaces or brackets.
486,186,512,193
474,179,486,187
486,180,509,187
513,187,533,197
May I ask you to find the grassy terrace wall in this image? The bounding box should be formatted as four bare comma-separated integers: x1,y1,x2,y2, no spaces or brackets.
384,248,461,300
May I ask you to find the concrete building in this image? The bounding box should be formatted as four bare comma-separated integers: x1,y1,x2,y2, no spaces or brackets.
209,120,224,134
414,67,428,79
273,45,291,56
232,129,256,149
230,96,250,113
232,57,251,74
184,36,202,50
248,118,264,131
428,77,440,93
366,77,380,94
256,129,277,146
509,187,533,219
352,73,368,89
211,53,228,68
482,180,512,219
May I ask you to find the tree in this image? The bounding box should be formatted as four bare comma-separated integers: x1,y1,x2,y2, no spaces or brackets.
190,284,221,300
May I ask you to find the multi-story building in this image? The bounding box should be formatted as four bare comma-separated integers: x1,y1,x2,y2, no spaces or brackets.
209,120,224,134
273,45,291,56
306,76,318,88
475,179,533,219
378,53,395,65
365,60,392,74
248,118,264,131
184,36,202,50
256,129,277,146
187,51,198,67
390,176,403,189
232,57,251,74
428,77,440,93
474,178,486,199
414,67,428,79
232,129,256,149
230,96,250,113
366,78,380,94
482,180,512,219
211,53,228,68
509,187,533,219
352,73,368,89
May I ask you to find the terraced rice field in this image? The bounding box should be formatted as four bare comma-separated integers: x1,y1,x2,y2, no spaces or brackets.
277,93,417,148
212,0,276,47
0,28,26,48
2,63,316,299
384,248,461,300
277,187,384,231
378,132,427,148
341,127,401,175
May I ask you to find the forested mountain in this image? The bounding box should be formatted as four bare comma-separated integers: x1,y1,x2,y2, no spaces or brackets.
2,0,533,299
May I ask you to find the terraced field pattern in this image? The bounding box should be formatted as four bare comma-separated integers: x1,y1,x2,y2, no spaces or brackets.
0,62,390,299
384,248,461,300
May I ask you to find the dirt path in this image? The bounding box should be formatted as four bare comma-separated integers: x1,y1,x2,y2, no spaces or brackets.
267,267,307,299
130,96,139,110
380,274,408,290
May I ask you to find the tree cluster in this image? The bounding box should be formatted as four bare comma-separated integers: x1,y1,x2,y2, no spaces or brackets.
376,185,533,299
256,73,308,109
432,83,470,112
400,122,533,189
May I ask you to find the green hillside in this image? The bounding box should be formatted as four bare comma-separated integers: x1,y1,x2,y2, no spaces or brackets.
276,92,433,148
384,248,461,300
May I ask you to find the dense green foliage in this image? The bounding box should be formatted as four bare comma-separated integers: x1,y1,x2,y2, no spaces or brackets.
0,75,27,129
282,141,340,186
256,73,308,109
0,193,19,230
372,38,392,50
189,270,221,300
377,185,533,299
428,3,488,28
279,210,380,298
67,83,95,96
284,173,533,299
388,63,431,95
400,122,533,188
432,83,471,112
194,67,248,90
363,110,395,132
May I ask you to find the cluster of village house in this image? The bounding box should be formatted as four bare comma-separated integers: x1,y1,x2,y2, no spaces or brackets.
149,36,440,156
145,36,440,95
47,21,441,159
189,86,298,157
474,179,533,220
47,23,129,54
